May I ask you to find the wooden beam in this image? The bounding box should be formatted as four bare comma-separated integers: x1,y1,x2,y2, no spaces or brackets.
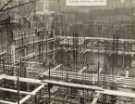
42,64,62,76
78,66,87,74
19,95,31,104
91,93,100,104
43,79,103,91
19,61,43,65
32,84,45,95
0,87,33,95
57,36,135,43
96,89,135,99
19,84,46,104
22,52,36,60
0,74,5,80
0,51,6,56
0,100,15,104
43,79,135,98
82,49,135,55
3,74,41,84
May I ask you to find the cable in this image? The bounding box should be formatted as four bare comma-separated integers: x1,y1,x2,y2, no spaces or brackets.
0,0,13,12
0,0,38,13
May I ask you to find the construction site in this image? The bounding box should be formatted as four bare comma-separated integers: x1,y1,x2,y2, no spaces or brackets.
0,0,135,104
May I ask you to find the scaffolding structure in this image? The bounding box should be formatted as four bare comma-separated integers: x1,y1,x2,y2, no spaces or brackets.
0,0,135,104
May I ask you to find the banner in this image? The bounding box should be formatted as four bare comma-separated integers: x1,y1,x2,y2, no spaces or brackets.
66,0,107,6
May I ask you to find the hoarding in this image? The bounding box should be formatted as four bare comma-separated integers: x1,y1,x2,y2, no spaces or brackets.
66,0,107,6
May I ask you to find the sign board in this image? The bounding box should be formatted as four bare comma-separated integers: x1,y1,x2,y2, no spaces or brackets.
66,0,107,6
